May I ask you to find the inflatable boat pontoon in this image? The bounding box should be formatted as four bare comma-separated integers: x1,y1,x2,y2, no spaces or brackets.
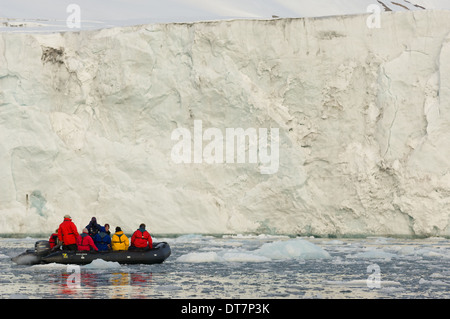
12,240,171,265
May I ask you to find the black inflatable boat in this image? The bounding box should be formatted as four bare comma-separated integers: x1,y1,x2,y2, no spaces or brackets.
12,240,171,265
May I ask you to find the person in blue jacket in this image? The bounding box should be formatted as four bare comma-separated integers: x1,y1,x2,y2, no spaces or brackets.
93,226,112,251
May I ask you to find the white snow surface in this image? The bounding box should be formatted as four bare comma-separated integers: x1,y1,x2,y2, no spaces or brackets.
1,8,450,237
1,0,450,32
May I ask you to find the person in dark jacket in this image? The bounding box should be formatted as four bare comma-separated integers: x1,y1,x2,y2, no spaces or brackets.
86,217,102,237
130,223,153,250
93,228,111,251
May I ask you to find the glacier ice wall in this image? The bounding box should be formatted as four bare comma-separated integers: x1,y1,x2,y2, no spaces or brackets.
1,10,450,237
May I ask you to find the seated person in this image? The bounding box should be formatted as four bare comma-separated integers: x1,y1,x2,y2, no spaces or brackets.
130,223,152,250
77,228,98,251
93,227,111,251
48,229,59,249
111,227,129,251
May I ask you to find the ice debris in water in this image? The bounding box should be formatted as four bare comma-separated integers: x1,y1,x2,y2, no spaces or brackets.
82,259,121,269
176,238,330,262
255,238,331,260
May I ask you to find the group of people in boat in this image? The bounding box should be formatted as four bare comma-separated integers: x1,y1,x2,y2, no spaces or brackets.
48,215,153,252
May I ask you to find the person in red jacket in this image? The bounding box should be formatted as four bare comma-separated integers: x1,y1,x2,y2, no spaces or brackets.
130,223,152,250
77,228,98,251
58,215,79,251
48,229,59,249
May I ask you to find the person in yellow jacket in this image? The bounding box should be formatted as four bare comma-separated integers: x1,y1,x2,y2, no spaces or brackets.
111,226,129,251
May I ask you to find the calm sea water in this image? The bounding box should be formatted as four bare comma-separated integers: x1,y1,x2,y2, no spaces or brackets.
0,234,449,299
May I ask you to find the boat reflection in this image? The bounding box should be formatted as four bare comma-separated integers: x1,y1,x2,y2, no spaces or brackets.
110,272,153,298
57,270,154,298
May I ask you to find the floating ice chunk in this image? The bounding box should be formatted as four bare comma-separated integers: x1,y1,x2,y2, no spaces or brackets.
156,284,182,291
30,262,68,270
83,259,121,269
177,251,223,263
325,280,401,287
325,280,371,286
331,256,353,265
347,249,397,260
177,250,270,263
177,238,331,262
169,234,214,244
8,294,29,299
415,248,449,259
223,234,290,240
419,278,450,286
255,238,331,260
430,272,446,278
327,240,345,245
222,252,271,262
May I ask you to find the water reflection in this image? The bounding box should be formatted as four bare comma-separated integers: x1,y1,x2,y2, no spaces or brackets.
109,272,153,299
56,271,154,299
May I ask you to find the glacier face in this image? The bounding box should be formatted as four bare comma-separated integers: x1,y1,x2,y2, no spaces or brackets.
0,10,450,237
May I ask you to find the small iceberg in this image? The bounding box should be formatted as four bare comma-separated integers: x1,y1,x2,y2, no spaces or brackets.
254,238,331,260
82,259,121,269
